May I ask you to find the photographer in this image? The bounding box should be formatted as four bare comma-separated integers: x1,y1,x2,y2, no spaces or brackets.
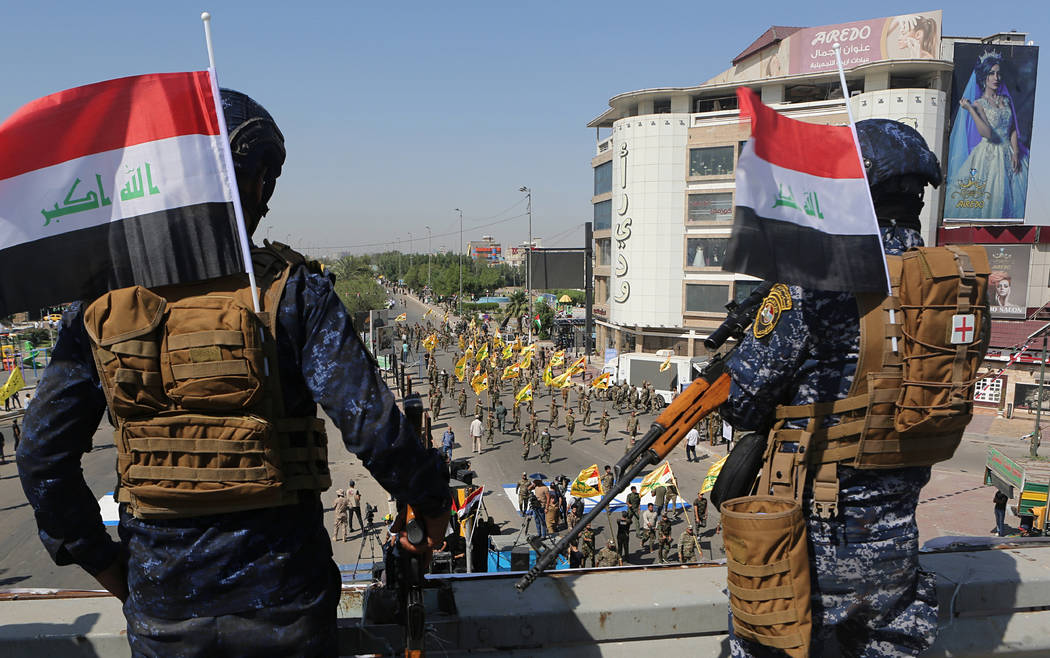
347,481,364,533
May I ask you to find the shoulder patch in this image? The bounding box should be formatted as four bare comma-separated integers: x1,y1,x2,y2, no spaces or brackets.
752,283,792,339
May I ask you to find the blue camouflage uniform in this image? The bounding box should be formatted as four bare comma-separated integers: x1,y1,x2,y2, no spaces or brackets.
724,225,938,657
17,262,451,657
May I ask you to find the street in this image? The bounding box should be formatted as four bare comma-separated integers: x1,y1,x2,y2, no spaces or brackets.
0,291,1031,590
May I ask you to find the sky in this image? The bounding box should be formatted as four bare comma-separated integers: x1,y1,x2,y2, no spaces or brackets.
2,1,1048,258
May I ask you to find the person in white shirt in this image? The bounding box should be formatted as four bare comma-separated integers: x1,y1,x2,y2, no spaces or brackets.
684,425,700,462
469,414,484,454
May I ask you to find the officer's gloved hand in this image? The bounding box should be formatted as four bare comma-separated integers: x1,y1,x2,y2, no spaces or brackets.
390,510,448,566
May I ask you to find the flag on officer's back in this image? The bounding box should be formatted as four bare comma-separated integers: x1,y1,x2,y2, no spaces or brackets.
0,71,243,316
723,87,889,294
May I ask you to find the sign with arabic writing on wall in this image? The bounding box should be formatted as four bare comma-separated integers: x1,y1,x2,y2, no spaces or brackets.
787,11,941,75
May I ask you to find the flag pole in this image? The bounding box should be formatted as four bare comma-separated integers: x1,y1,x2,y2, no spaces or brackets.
832,43,893,299
201,11,262,315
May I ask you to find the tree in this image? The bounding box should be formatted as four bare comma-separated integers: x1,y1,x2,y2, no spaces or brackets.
536,301,554,339
500,290,529,332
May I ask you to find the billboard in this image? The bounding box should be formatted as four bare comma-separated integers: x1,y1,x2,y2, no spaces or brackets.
787,11,942,76
944,43,1039,223
529,249,585,289
984,245,1030,318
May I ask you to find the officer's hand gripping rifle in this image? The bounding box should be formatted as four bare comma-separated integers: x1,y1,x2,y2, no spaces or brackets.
515,281,773,592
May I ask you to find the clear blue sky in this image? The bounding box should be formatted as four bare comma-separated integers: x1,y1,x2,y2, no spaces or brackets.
2,2,1047,256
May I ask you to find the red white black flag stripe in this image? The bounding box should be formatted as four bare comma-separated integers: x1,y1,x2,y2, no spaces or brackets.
723,88,889,293
0,71,243,315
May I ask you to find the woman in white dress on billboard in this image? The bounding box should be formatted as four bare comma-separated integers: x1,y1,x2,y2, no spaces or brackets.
947,50,1030,220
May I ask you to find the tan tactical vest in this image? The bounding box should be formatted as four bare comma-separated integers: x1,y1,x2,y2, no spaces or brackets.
722,245,990,656
84,242,331,519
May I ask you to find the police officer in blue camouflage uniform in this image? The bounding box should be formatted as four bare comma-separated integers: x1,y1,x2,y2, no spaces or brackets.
724,119,942,657
16,89,450,657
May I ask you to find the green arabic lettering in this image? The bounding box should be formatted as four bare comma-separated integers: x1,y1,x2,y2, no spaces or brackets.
120,167,145,201
40,177,100,225
802,192,824,219
772,183,799,210
145,162,159,195
95,174,111,207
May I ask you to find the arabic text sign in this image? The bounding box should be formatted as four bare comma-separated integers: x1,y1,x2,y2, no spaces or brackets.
787,11,942,76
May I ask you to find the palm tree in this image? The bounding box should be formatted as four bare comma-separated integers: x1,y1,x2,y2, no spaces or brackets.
500,290,529,332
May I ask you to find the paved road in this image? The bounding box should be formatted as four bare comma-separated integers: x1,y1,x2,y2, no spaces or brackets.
0,292,1030,590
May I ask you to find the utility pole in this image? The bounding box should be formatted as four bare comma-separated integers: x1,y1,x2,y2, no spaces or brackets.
520,186,532,342
455,208,464,318
1033,332,1048,457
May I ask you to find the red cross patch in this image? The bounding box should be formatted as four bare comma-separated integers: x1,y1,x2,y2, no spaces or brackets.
949,313,977,344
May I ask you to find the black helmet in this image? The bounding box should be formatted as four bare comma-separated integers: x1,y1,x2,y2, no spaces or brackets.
856,119,941,194
219,88,285,218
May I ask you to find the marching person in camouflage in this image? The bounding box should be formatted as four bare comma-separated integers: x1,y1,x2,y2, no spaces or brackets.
539,427,552,464
457,388,468,417
561,386,570,408
516,473,530,515
582,394,592,426
640,503,658,553
627,385,638,410
599,409,610,445
484,411,495,448
677,526,698,564
625,411,639,440
430,389,443,420
494,398,507,434
595,539,622,567
723,119,943,657
576,386,585,413
473,397,482,419
639,381,651,413
626,485,642,532
600,465,615,498
565,408,576,443
624,435,636,456
656,513,674,563
511,399,521,431
521,413,537,460
580,524,596,567
549,398,559,429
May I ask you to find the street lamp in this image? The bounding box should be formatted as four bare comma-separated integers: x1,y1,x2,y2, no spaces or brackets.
454,208,464,317
520,186,532,342
425,225,432,297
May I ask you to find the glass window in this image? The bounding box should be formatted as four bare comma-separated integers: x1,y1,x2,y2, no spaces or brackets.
594,200,612,231
689,146,734,177
596,238,611,266
688,192,734,222
685,284,730,313
734,280,764,304
594,161,612,196
975,377,1002,404
686,238,729,268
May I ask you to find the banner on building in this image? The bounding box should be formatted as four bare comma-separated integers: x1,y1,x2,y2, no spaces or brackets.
985,245,1030,318
787,12,942,76
945,43,1039,223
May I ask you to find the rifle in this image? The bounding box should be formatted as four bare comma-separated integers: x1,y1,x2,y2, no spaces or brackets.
515,281,773,592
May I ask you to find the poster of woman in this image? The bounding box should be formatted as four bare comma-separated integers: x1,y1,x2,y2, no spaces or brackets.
984,245,1030,319
945,43,1039,222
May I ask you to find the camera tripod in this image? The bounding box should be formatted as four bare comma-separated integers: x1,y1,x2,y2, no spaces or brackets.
353,517,384,581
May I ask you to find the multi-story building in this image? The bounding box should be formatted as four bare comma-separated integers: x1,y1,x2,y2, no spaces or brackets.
589,11,1047,413
505,238,542,268
467,235,503,264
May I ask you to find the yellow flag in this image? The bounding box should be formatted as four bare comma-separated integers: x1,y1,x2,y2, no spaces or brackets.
471,372,489,395
423,308,433,318
454,354,467,382
395,313,407,322
513,336,523,352
514,383,532,407
476,343,489,362
502,363,522,379
567,355,587,375
659,354,672,372
700,455,728,495
639,462,674,495
543,363,553,387
520,351,532,371
501,344,514,360
493,334,503,349
0,368,25,403
550,350,565,367
570,464,603,498
458,335,465,350
551,370,573,389
422,334,437,351
590,372,612,390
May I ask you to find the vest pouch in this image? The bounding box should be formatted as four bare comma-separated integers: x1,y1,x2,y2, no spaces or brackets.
895,247,989,441
84,286,167,417
722,496,811,658
118,413,285,517
161,295,267,411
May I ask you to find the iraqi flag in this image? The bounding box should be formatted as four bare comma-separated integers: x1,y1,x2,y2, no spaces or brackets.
723,87,889,293
457,485,485,520
0,71,244,315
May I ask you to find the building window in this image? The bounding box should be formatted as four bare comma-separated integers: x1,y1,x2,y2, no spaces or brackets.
688,192,734,222
689,146,734,177
694,96,738,113
595,276,609,302
594,161,612,196
594,199,612,231
596,238,611,266
974,377,1002,404
685,284,730,313
734,280,764,304
654,99,672,114
686,238,729,268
